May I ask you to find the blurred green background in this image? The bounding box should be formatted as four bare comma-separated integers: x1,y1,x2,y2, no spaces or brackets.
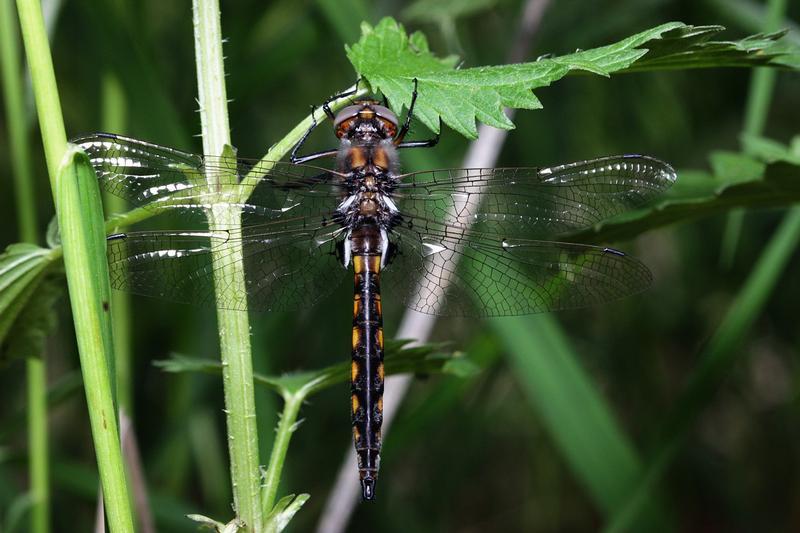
1,0,800,531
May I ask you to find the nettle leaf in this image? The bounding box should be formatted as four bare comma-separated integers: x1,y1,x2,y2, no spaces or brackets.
0,244,53,350
264,493,310,533
155,339,475,399
569,141,800,244
2,277,62,366
345,18,799,138
627,27,798,71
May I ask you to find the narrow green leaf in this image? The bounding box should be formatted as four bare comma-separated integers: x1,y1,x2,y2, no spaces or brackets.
570,150,800,244
264,493,310,533
0,243,51,347
346,18,799,138
494,315,668,528
57,145,134,532
606,208,800,532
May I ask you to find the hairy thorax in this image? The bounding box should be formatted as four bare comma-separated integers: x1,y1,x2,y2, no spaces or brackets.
335,138,400,229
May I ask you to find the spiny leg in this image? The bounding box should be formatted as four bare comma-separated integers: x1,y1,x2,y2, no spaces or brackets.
290,80,362,164
397,118,441,150
393,77,419,145
394,80,441,149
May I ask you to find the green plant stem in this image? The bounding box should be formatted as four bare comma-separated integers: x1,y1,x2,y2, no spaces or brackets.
192,0,262,529
15,0,134,530
1,0,37,243
14,0,65,194
101,72,133,416
260,394,304,516
0,2,49,532
719,0,788,268
25,358,48,533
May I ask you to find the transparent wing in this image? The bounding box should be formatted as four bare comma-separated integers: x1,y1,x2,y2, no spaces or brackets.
384,219,652,317
74,133,344,224
394,155,676,239
107,217,348,312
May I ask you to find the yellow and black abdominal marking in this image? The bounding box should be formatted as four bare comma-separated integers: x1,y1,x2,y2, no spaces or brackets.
350,252,385,501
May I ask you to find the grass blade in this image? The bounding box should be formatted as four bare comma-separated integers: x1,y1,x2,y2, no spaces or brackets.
494,315,668,529
606,208,800,532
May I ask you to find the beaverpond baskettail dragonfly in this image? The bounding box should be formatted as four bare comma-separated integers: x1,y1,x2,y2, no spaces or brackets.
74,80,676,501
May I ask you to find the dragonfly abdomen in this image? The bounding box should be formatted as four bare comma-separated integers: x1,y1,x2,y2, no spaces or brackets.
350,225,385,501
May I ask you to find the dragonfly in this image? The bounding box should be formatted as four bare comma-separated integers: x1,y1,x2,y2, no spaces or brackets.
73,80,676,501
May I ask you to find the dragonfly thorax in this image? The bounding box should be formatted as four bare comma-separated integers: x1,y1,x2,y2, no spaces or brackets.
335,119,401,231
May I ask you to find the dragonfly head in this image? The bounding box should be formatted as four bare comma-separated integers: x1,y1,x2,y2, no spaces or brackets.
334,100,398,139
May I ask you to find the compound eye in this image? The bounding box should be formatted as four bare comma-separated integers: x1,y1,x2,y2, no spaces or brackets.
333,105,362,128
372,105,398,127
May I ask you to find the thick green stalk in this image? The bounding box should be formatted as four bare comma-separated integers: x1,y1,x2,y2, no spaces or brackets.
101,72,133,415
15,0,134,530
57,148,135,533
192,0,261,530
719,0,788,267
0,1,48,532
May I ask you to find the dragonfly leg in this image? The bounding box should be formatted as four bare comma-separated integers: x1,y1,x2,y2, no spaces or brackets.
393,78,419,145
291,81,362,164
322,78,361,120
396,118,441,150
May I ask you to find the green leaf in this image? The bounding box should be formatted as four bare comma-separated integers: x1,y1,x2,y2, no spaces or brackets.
346,18,799,138
186,514,241,532
155,339,471,399
0,243,52,347
57,144,134,528
741,134,800,164
264,493,310,532
570,149,800,244
1,276,62,366
626,27,798,71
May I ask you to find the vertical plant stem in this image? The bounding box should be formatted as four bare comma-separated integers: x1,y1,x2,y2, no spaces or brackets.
15,0,134,530
1,0,37,242
719,0,787,267
14,0,64,190
0,1,48,532
101,72,133,415
261,394,304,515
25,358,48,533
192,0,262,530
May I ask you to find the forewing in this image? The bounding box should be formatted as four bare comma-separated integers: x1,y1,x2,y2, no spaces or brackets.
107,217,348,312
394,155,676,239
74,133,344,223
384,221,652,317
